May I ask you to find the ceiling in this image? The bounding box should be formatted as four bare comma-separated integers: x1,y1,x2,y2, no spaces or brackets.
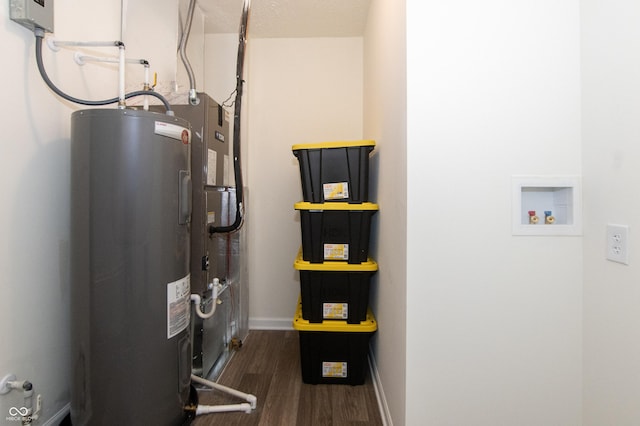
198,0,372,38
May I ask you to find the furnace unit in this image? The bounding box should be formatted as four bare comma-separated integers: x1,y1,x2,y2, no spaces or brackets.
156,93,248,380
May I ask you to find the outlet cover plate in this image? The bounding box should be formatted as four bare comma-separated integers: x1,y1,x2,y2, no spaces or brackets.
606,224,629,265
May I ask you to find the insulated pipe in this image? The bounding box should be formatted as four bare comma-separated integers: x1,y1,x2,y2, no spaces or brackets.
34,29,173,114
190,375,257,409
46,38,123,51
118,42,126,108
72,54,151,110
143,63,150,110
73,53,149,66
143,62,150,90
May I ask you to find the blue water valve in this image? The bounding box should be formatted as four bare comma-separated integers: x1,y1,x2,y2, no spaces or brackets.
544,211,555,224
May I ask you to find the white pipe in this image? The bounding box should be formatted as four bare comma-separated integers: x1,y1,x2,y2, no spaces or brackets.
5,379,41,424
144,64,150,87
73,53,148,66
57,40,122,47
22,386,34,424
196,403,252,415
191,279,221,319
118,44,126,109
120,0,128,41
191,374,257,409
47,38,123,51
143,64,150,111
73,53,150,110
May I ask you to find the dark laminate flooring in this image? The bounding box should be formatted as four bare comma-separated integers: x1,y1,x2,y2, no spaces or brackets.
191,330,383,426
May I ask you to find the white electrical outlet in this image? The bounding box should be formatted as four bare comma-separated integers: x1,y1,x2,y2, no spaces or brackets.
606,224,629,265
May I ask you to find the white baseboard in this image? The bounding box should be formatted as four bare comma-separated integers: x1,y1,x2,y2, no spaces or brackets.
369,350,393,426
42,403,70,426
249,317,294,330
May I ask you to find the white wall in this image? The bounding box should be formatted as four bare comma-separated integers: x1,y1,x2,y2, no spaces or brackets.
124,0,203,102
406,1,583,425
243,37,364,328
0,2,121,422
203,33,237,106
581,0,640,424
124,0,180,92
175,1,206,95
363,0,407,425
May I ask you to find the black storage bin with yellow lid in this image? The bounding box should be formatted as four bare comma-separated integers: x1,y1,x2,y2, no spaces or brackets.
295,201,378,264
294,250,377,324
292,140,375,204
293,301,377,385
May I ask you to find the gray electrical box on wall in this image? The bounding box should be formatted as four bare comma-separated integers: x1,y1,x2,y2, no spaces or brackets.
10,0,54,33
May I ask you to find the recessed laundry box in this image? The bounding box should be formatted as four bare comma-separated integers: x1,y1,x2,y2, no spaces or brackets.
293,302,377,385
295,202,378,264
292,140,375,203
294,250,377,324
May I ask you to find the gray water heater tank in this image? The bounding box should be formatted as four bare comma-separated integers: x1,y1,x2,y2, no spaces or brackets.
69,109,194,425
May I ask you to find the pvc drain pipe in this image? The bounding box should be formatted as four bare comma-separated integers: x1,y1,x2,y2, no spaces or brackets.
191,278,221,320
191,374,257,416
196,403,252,415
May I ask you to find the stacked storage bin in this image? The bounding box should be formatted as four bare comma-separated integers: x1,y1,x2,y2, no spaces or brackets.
291,140,378,385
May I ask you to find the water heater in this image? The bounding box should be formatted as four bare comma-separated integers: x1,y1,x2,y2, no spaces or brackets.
69,109,194,425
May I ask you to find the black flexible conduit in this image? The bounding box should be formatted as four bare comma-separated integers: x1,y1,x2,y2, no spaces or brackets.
209,0,250,234
34,29,173,114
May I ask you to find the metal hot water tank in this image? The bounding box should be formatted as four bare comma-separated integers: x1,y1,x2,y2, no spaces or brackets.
69,109,193,425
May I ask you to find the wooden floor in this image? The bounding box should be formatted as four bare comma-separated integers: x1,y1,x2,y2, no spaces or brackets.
191,330,383,426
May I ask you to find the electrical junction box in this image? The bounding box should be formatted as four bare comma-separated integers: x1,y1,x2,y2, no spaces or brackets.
10,0,54,33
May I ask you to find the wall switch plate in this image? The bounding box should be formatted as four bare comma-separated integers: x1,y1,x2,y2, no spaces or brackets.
606,224,629,265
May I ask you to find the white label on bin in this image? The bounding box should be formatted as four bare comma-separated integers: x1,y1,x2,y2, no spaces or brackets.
323,182,349,200
324,244,349,260
167,275,191,339
323,303,348,319
207,211,216,224
323,362,348,378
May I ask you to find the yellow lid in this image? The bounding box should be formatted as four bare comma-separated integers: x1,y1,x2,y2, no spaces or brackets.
292,301,377,332
292,140,376,151
294,201,379,211
294,249,377,271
